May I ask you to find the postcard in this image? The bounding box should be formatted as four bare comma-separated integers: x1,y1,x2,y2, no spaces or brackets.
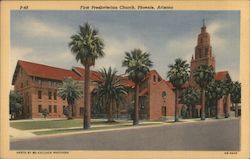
0,0,249,159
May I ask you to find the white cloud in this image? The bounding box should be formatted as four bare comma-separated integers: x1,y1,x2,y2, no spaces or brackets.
207,21,227,54
165,34,196,62
19,18,71,38
94,37,148,73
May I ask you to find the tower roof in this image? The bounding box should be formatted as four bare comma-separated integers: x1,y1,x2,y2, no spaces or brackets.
201,19,207,32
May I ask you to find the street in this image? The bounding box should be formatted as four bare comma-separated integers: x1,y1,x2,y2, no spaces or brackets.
10,118,240,150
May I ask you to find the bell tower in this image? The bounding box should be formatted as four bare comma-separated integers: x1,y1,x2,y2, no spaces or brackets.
190,20,215,78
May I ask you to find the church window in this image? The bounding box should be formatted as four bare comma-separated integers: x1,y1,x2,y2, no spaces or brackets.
49,105,52,113
158,77,161,82
48,91,52,100
153,75,156,82
54,105,57,113
54,91,57,100
38,105,42,113
38,79,42,86
48,81,52,87
38,91,42,99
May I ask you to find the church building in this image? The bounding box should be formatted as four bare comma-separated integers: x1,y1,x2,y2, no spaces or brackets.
11,22,232,120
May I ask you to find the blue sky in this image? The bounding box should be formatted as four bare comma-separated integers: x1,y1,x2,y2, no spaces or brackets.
11,11,240,81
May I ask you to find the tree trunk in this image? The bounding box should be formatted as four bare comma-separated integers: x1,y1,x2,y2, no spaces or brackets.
189,105,192,118
108,98,114,122
72,100,76,118
68,105,73,120
224,95,229,118
201,89,205,120
133,83,139,125
116,103,119,119
83,65,91,129
216,99,219,119
175,89,179,122
235,103,238,117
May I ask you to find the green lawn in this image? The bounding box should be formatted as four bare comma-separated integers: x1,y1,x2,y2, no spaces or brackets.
10,119,126,130
10,119,83,130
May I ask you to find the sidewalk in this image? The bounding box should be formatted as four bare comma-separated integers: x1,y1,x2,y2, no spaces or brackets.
10,117,239,140
9,127,36,139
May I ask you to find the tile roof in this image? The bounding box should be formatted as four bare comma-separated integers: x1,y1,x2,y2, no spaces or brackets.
74,67,135,88
72,67,101,81
12,60,82,84
215,71,230,81
119,76,135,88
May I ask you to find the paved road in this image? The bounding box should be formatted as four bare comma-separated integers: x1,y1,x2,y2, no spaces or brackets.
10,119,240,151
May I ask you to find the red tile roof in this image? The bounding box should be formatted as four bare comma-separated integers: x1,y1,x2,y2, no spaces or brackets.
74,67,135,87
215,71,230,81
119,76,135,88
12,60,82,84
72,67,101,81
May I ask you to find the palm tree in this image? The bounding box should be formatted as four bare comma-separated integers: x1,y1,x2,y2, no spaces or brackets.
167,58,189,122
122,49,153,125
206,80,224,119
58,77,82,120
205,81,217,117
180,87,199,118
222,79,232,118
69,22,105,129
193,64,215,120
93,67,127,122
230,81,241,117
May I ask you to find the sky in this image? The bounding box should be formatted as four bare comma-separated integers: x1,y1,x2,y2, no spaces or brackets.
11,10,240,82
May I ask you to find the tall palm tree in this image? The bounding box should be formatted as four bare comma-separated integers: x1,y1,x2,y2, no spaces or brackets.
193,64,215,120
230,81,241,117
58,77,82,120
69,22,105,129
180,87,199,118
167,58,189,122
122,49,153,125
93,67,127,122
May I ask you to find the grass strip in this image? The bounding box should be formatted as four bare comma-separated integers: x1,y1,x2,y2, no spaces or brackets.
33,123,161,135
10,119,129,130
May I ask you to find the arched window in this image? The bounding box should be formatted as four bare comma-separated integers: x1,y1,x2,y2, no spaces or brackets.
162,91,167,98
